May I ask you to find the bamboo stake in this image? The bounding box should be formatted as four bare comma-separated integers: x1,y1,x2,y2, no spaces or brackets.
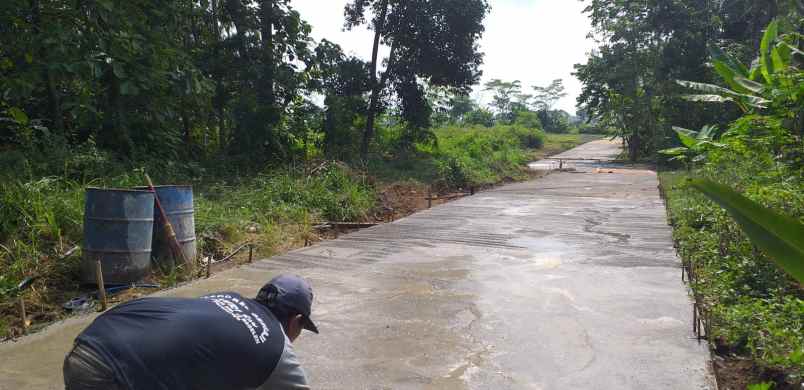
19,296,29,330
144,174,190,267
96,260,108,311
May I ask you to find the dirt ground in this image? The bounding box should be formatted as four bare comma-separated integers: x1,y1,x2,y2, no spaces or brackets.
712,343,802,389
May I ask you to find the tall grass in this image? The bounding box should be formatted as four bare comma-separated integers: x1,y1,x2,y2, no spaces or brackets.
0,165,374,301
417,124,546,187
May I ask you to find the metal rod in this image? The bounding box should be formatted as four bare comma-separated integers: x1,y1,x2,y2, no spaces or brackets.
96,260,108,311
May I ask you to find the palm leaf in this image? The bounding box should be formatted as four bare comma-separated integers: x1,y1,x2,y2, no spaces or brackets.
690,179,804,284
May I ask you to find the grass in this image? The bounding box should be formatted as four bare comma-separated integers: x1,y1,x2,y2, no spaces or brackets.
370,127,601,188
0,125,600,339
530,133,606,161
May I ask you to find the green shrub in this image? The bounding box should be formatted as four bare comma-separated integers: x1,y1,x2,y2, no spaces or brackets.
505,125,545,149
425,125,536,187
662,162,803,378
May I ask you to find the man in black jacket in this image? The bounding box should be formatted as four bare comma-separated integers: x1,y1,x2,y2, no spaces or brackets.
63,274,318,390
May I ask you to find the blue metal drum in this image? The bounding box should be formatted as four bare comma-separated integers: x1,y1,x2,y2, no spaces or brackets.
82,188,155,284
148,185,197,270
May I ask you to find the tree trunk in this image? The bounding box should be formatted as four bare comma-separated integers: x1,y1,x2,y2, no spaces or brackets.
362,0,389,161
257,0,276,154
226,0,248,62
260,0,275,109
31,0,63,135
210,0,227,151
182,108,192,152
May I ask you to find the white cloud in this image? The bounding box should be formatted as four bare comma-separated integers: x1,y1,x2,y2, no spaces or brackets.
292,0,595,114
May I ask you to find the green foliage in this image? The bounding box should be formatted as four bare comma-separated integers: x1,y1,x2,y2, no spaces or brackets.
344,0,490,159
483,79,522,123
662,172,803,378
657,18,803,384
0,164,375,303
747,383,774,390
537,109,572,133
464,108,496,128
423,125,543,187
531,79,567,111
574,0,782,161
513,111,543,131
689,179,804,283
659,125,725,167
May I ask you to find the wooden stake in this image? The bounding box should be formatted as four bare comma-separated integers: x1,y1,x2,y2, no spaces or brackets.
19,296,29,330
206,257,212,278
248,245,253,263
145,174,190,267
427,187,432,209
95,260,108,311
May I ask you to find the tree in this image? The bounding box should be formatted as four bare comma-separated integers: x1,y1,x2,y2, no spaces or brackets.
447,94,476,123
344,0,490,159
483,79,521,123
464,108,495,128
532,79,567,111
537,110,571,134
575,0,722,161
310,40,370,158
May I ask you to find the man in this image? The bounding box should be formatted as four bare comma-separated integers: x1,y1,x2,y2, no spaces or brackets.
63,274,318,390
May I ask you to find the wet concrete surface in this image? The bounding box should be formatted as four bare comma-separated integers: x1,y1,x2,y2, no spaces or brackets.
0,139,714,389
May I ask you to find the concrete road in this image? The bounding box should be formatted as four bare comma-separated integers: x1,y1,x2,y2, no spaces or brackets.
0,139,714,389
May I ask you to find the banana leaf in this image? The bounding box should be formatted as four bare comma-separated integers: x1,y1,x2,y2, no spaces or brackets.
690,179,804,284
759,20,779,84
734,76,765,94
671,126,698,148
680,94,734,103
708,46,750,77
658,147,688,155
713,60,751,94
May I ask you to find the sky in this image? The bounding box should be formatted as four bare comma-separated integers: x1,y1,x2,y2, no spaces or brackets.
292,0,596,114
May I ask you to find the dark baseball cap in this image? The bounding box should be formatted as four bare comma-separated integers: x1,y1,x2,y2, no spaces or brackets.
257,274,318,334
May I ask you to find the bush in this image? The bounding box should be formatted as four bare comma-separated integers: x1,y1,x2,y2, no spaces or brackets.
513,111,543,130
505,125,545,149
424,125,536,187
661,138,803,378
577,122,611,134
537,109,571,133
463,108,495,128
